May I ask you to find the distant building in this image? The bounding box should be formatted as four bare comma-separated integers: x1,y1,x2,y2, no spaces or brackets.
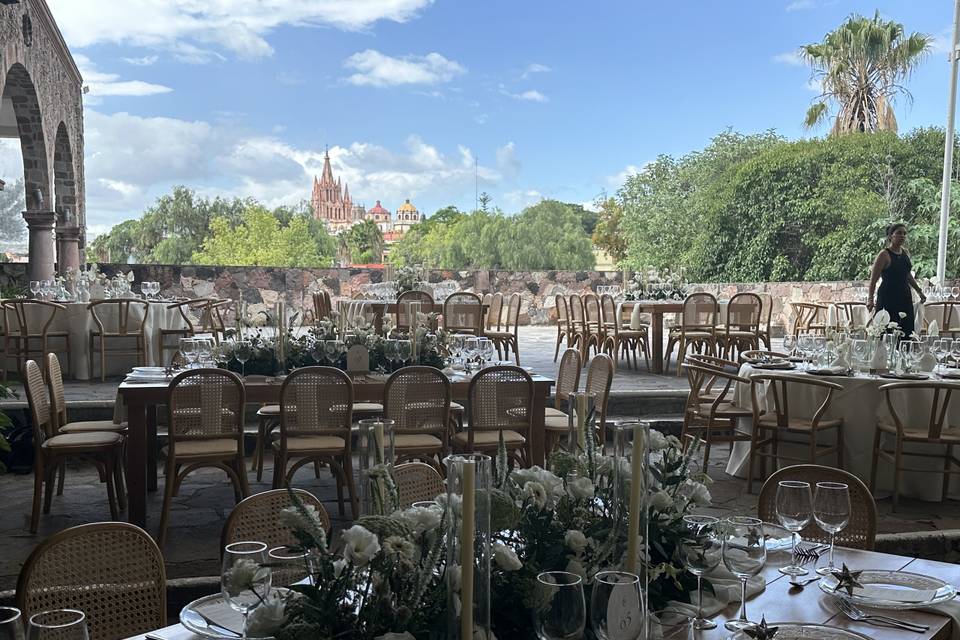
394,199,422,234
366,200,393,233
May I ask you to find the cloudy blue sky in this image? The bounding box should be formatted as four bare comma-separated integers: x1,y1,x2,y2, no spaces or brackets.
2,0,956,237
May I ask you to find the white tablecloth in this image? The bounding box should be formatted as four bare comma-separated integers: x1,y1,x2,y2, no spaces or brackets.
3,301,188,380
727,363,960,501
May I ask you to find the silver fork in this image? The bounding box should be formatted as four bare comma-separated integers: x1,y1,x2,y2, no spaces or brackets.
835,598,929,633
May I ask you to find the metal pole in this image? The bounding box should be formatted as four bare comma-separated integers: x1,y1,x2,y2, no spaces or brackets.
936,0,960,283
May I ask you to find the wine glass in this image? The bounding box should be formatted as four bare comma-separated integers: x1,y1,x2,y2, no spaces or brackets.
179,338,198,369
234,340,253,377
324,340,340,365
782,334,797,358
680,515,721,630
648,610,694,640
213,341,233,369
450,334,466,368
478,337,496,368
28,281,39,299
776,480,813,576
0,608,24,640
463,337,480,372
590,571,643,640
814,482,850,576
196,337,215,366
383,339,398,371
309,337,325,365
267,546,314,587
396,339,412,366
533,571,585,640
221,541,271,640
27,610,87,640
850,339,870,372
934,338,950,374
898,340,917,374
722,516,766,632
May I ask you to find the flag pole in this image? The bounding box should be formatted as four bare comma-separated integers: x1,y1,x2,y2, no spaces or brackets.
936,0,960,283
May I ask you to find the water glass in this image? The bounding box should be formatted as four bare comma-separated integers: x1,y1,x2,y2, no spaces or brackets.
533,571,585,640
26,610,87,640
383,339,398,371
396,339,413,365
934,338,950,373
648,609,694,640
589,571,643,640
782,334,797,357
179,338,198,368
722,516,766,632
267,546,314,587
221,541,271,639
776,481,813,576
28,281,39,299
680,515,721,630
0,608,24,640
478,337,496,367
234,340,253,377
463,337,480,371
324,339,341,365
814,482,850,576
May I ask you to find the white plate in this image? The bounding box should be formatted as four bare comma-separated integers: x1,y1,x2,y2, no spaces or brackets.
819,569,957,610
180,590,289,639
131,367,168,374
734,623,871,639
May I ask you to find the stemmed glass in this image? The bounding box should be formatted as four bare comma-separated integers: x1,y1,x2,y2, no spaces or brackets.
180,338,199,369
934,338,950,374
383,339,398,372
213,341,233,369
234,340,253,377
309,338,325,365
324,340,340,366
28,281,39,299
0,607,24,640
722,516,766,632
533,571,585,640
680,515,721,630
776,480,813,576
814,482,850,576
396,339,412,367
797,334,814,369
951,338,960,371
850,339,869,372
463,337,480,372
648,610,694,640
782,334,797,358
221,541,272,640
478,337,496,368
196,337,214,366
590,571,643,640
267,546,314,587
27,610,87,640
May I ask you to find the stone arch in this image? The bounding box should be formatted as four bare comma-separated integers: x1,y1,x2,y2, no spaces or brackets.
2,62,49,208
53,121,74,223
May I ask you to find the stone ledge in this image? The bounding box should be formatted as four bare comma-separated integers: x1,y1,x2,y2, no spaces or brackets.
875,529,960,564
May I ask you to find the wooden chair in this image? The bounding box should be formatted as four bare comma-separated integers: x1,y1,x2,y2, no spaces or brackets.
274,367,358,518
2,299,70,379
757,292,774,349
209,299,236,341
923,302,960,337
554,294,572,362
835,301,870,329
159,368,248,546
443,291,483,335
740,350,791,363
544,348,582,453
872,381,960,510
791,302,827,336
393,462,444,509
396,290,435,332
158,298,214,365
88,299,150,382
455,365,533,466
17,522,166,640
758,465,876,550
684,353,739,403
680,362,752,469
221,488,331,552
666,293,719,375
717,292,762,361
746,373,844,494
583,293,603,348
22,360,124,533
568,294,595,362
487,293,522,364
384,366,451,468
600,294,649,370
483,292,503,335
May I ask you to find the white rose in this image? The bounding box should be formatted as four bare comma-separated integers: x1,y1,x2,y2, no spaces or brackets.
492,542,522,571
649,430,669,451
564,530,588,554
565,558,587,581
245,594,287,638
375,633,415,640
566,476,595,501
399,504,443,535
278,504,327,550
522,481,548,509
222,558,270,597
341,525,380,567
650,490,673,512
680,480,712,507
383,535,417,561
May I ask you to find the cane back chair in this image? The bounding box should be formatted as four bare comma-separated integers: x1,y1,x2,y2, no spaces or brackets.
456,365,533,465
384,366,451,468
393,462,444,509
443,291,483,335
666,293,719,375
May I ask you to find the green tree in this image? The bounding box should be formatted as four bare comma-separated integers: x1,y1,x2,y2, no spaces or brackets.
592,195,627,262
0,178,26,244
192,205,329,267
345,219,384,264
802,12,931,134
87,219,141,263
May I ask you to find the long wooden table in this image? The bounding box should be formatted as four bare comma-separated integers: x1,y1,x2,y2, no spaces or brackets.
117,372,555,528
126,546,960,640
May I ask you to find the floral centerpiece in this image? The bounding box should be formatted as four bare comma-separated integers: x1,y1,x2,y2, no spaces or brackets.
624,266,688,301
395,265,426,295
255,430,712,640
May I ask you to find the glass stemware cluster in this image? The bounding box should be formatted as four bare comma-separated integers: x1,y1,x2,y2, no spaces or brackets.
0,606,91,640
179,337,216,369
140,281,161,299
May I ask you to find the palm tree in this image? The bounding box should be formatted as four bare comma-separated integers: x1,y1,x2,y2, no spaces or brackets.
348,220,385,263
802,11,931,135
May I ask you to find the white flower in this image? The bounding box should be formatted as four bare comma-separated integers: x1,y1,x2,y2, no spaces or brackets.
650,490,673,512
375,633,415,640
448,564,462,592
437,493,463,517
522,481,548,509
565,558,587,581
398,504,443,535
493,542,522,571
341,525,380,567
898,312,907,319
565,476,595,501
222,558,270,596
513,467,564,506
333,559,347,578
245,594,287,638
680,481,712,507
564,530,588,554
649,430,669,451
279,504,327,550
383,536,416,561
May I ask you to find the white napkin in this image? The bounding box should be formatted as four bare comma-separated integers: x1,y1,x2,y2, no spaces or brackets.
666,567,766,619
630,303,642,330
921,600,960,640
827,304,837,327
916,301,927,333
930,320,941,337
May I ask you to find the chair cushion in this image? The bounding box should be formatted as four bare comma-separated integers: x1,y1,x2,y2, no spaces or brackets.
450,401,465,412
545,415,571,431
395,433,444,449
693,402,751,418
257,404,281,416
172,438,239,457
274,435,347,452
681,331,715,339
353,402,384,414
757,417,842,431
59,420,126,434
878,422,960,442
43,432,123,450
451,430,525,447
544,407,567,418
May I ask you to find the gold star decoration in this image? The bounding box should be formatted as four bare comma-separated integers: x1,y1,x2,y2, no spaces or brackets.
830,564,864,597
744,616,779,640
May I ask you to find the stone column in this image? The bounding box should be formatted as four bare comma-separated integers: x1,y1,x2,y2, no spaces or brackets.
22,209,56,283
55,224,82,273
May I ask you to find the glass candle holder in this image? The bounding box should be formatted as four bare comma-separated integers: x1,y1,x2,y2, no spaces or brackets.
357,418,396,515
444,454,492,640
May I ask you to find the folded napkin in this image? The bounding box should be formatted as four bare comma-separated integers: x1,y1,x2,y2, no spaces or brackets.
920,599,960,640
630,303,642,330
930,319,941,337
667,567,766,620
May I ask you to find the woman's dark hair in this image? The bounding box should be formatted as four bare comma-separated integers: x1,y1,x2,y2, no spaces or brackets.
885,223,907,239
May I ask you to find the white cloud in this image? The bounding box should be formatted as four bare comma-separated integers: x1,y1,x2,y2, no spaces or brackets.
931,27,955,55
606,163,649,189
343,50,465,87
122,55,159,66
474,113,489,125
786,0,815,10
502,189,543,210
276,71,305,86
496,142,521,180
47,0,435,61
773,51,803,66
75,54,172,97
521,62,551,78
498,84,548,102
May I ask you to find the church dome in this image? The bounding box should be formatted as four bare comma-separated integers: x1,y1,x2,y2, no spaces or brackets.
367,200,391,220
397,198,418,214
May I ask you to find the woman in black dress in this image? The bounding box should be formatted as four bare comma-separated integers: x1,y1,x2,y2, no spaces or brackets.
867,223,926,336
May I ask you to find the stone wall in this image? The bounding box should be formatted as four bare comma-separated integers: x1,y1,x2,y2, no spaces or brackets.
1,263,929,335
